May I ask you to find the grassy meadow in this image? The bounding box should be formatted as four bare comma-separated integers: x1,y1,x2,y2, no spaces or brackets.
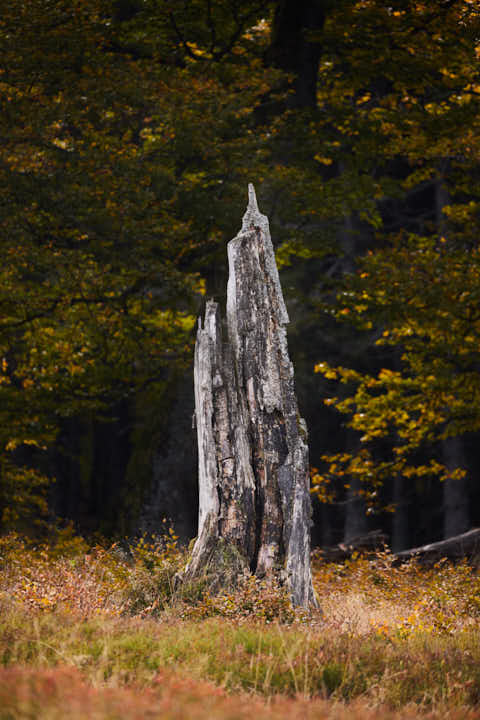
1,528,480,719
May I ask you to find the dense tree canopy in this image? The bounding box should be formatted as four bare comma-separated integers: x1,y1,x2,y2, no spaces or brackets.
311,0,480,514
1,0,480,541
0,0,265,527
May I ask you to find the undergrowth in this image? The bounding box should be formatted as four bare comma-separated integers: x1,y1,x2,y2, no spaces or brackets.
1,528,480,718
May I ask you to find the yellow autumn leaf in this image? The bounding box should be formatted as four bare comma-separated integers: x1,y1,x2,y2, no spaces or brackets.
314,154,333,165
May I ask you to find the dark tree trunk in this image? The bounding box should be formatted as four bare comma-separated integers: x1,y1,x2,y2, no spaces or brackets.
342,429,367,543
265,0,326,109
392,475,409,552
51,403,132,536
184,186,316,607
434,178,470,540
344,475,368,543
139,371,197,542
442,436,469,539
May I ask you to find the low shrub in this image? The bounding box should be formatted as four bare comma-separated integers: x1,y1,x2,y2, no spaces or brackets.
180,570,297,623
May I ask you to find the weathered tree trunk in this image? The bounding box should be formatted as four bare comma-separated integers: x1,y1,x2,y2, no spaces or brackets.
184,185,316,607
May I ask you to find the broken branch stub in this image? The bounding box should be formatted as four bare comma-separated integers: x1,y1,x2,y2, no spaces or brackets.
185,184,316,607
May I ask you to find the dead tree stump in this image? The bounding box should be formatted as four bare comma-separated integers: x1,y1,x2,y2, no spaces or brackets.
184,185,315,607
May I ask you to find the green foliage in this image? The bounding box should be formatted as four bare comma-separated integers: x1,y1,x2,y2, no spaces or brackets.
2,0,480,529
0,0,280,528
181,572,296,623
0,462,51,532
121,529,185,616
314,235,480,501
310,1,480,502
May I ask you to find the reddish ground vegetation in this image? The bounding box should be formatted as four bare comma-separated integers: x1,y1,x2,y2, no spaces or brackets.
1,531,480,718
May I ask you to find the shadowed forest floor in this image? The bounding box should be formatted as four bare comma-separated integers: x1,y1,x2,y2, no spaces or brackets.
1,530,480,719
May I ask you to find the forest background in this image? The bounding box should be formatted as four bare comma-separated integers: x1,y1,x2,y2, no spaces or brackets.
2,0,480,551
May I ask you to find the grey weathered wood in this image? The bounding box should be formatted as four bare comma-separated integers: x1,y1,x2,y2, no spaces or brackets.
184,184,316,607
393,527,480,566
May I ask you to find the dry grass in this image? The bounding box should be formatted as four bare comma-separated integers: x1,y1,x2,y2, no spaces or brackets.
313,551,480,638
1,530,480,718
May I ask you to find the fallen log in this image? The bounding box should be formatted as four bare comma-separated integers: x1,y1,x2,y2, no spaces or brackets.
392,527,480,566
314,530,388,563
314,528,480,566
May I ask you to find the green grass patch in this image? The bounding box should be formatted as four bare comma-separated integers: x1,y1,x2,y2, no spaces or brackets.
1,599,480,708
